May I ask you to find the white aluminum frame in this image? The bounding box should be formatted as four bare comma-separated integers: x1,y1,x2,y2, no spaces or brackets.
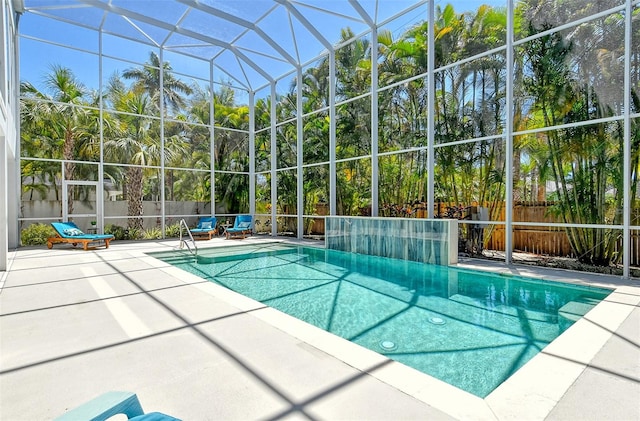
10,0,639,278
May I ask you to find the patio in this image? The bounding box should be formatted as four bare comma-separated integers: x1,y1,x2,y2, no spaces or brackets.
1,238,638,420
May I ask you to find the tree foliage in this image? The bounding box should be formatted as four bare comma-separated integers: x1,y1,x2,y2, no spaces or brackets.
19,1,639,264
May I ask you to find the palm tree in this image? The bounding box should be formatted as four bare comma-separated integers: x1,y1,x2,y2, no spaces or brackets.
20,66,95,216
377,27,429,205
104,85,156,231
213,87,250,213
106,52,196,230
122,51,193,115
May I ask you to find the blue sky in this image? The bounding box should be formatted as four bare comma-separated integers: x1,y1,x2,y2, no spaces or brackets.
19,0,508,97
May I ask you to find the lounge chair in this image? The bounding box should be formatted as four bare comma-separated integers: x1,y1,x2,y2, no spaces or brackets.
55,390,179,420
225,215,252,239
47,221,114,251
189,216,217,240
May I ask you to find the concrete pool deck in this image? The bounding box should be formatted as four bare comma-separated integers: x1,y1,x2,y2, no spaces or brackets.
0,237,638,420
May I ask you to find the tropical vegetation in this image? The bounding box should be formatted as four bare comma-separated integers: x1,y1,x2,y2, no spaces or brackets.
19,1,640,267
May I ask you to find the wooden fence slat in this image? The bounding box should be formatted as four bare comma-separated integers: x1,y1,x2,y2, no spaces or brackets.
430,201,638,265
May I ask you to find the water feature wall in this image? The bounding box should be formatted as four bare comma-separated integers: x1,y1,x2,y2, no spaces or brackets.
325,216,458,265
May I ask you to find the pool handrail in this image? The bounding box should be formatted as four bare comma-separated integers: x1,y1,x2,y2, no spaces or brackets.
179,219,198,260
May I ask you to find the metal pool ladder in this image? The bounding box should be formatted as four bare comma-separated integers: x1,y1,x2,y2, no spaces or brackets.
179,219,198,260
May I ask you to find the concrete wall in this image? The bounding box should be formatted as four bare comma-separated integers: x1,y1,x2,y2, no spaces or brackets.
20,200,211,231
0,0,20,271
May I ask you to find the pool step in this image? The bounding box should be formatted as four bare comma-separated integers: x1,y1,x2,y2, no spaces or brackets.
448,294,554,323
558,298,599,332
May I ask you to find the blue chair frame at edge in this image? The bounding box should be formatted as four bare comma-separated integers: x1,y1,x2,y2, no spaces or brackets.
225,215,252,239
189,216,218,240
47,221,114,251
54,390,179,421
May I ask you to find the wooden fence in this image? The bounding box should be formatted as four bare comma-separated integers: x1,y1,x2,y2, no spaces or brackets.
486,201,574,257
482,201,640,265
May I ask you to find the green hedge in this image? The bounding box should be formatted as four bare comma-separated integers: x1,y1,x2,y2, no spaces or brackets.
21,223,56,246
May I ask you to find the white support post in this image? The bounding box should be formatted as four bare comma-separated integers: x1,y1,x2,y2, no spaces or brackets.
210,62,216,216
62,163,67,222
159,49,166,235
8,5,19,250
297,67,304,238
97,31,104,233
623,0,632,278
249,91,256,218
427,1,435,218
504,0,515,265
371,27,379,217
329,50,337,216
8,141,17,248
270,83,277,236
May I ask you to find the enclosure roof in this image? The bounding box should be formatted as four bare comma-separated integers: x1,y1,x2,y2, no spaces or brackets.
18,0,424,91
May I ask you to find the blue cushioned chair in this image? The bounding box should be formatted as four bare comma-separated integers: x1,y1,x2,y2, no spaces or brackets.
189,216,218,240
54,391,179,421
48,221,114,251
225,215,252,239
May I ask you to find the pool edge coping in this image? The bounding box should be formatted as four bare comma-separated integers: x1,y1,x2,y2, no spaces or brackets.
457,260,639,420
137,242,640,421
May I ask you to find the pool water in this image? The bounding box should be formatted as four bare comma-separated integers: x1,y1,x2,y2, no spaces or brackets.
150,243,612,397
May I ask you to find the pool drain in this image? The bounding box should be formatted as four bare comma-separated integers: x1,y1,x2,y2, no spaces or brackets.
429,316,446,325
379,340,397,351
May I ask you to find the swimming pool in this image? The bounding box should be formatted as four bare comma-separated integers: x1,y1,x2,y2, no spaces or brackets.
150,243,612,398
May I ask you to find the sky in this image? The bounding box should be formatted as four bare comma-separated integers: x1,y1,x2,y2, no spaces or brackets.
18,0,509,98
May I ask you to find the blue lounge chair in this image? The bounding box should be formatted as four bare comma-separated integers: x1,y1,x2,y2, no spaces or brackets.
47,221,114,251
189,216,218,240
225,215,252,239
55,390,179,420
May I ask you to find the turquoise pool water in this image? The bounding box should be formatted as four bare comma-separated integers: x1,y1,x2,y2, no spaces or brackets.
150,243,612,397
